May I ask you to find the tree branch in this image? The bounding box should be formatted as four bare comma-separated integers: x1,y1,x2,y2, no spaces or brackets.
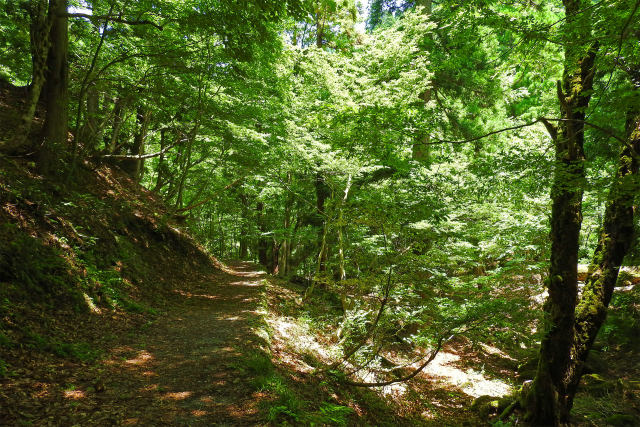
174,175,248,213
64,13,163,30
539,117,558,141
424,119,543,145
421,117,633,154
97,142,177,160
341,334,449,388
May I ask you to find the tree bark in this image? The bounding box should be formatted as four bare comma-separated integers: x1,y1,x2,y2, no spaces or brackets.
257,201,269,267
122,106,150,181
39,0,69,174
278,173,294,276
338,174,352,281
81,82,101,152
239,193,250,259
271,239,280,275
107,96,127,153
563,111,640,411
316,172,330,272
4,0,52,153
524,1,597,423
174,124,198,209
152,129,168,193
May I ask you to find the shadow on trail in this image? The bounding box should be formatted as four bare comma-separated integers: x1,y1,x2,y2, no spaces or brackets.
95,261,271,425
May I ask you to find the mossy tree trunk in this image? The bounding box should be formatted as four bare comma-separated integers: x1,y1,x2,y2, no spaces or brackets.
5,0,52,153
524,1,597,424
564,111,640,410
81,82,102,153
152,129,169,193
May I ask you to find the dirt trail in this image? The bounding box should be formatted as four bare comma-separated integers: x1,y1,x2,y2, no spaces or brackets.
90,261,269,425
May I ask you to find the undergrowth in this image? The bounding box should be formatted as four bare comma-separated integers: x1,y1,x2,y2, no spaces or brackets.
598,285,640,350
0,223,81,307
23,330,101,362
239,353,354,425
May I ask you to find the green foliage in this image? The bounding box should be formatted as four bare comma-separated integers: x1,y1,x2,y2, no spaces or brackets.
239,353,354,425
2,0,640,422
598,286,640,350
0,224,80,305
0,358,8,378
80,257,156,314
239,354,305,423
0,331,12,348
24,331,101,362
244,353,276,385
311,402,354,426
0,1,31,84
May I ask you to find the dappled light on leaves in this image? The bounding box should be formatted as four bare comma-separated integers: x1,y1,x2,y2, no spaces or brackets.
1,0,640,424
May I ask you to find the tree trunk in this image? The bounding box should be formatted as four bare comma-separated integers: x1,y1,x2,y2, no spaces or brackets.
564,111,640,411
152,129,168,193
316,172,330,272
4,0,52,153
271,239,280,275
257,201,269,266
39,0,69,174
107,97,126,154
174,124,197,209
317,220,329,275
338,174,352,281
239,194,249,259
81,82,101,152
239,234,249,259
316,7,324,48
278,173,294,276
122,106,150,181
524,1,597,424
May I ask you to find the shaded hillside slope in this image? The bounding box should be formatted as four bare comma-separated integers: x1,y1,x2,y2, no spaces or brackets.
0,78,218,313
0,81,246,423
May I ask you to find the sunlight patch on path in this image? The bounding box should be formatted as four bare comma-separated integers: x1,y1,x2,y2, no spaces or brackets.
163,391,193,400
63,390,86,400
174,289,219,299
124,350,154,366
230,280,262,286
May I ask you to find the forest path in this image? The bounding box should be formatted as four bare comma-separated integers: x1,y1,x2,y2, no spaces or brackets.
94,261,269,425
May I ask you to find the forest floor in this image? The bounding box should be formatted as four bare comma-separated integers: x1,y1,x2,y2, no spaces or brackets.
1,262,276,425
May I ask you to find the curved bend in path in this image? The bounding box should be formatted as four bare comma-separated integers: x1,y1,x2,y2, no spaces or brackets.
98,262,269,425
